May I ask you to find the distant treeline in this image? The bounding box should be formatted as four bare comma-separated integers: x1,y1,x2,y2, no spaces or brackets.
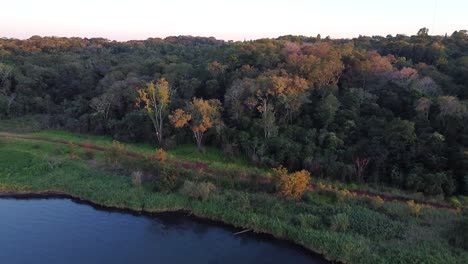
1,28,467,196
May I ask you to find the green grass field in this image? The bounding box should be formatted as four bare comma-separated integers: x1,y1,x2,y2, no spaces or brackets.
0,135,467,264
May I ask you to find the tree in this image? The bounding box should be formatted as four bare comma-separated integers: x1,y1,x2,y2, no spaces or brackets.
417,27,429,37
316,93,340,128
254,73,309,138
353,157,370,182
170,98,223,152
136,79,172,146
0,63,16,117
90,92,114,130
414,97,432,120
224,78,254,122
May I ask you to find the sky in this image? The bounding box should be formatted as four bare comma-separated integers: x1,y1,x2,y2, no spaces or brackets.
1,0,467,41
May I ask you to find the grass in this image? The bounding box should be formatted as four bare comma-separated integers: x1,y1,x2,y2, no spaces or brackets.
29,129,270,174
0,137,467,264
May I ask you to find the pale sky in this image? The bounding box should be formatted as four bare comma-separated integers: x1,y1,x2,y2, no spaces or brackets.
1,0,467,41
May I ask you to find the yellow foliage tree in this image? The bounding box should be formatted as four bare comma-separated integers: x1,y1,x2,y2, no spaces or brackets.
136,78,171,146
274,166,311,199
170,98,222,152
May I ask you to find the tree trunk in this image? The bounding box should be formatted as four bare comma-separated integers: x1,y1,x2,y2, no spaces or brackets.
194,131,203,152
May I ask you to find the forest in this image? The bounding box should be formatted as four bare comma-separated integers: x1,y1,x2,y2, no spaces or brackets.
1,28,467,197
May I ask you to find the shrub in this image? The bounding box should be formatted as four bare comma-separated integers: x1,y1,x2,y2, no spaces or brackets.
460,196,468,206
227,191,251,212
54,145,66,155
67,142,79,160
152,168,181,193
449,210,468,250
104,140,126,165
274,166,310,199
382,202,412,221
407,200,422,217
464,175,468,195
367,196,385,209
32,143,41,149
81,150,95,160
179,180,216,201
43,155,63,170
303,190,335,205
131,171,143,186
348,206,405,240
330,213,350,232
293,214,323,229
152,148,167,162
448,196,462,209
335,188,355,204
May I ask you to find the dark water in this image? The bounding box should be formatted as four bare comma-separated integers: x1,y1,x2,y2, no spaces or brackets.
0,198,327,264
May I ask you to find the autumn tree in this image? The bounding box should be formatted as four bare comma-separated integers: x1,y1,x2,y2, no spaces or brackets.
170,98,222,152
136,79,172,146
285,42,344,88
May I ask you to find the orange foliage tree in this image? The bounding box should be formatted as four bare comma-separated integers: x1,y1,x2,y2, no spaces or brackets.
273,166,311,199
170,98,222,152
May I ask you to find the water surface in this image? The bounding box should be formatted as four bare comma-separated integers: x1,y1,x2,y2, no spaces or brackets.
0,198,327,264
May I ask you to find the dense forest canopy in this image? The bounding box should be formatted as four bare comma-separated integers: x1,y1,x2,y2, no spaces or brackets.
1,29,467,196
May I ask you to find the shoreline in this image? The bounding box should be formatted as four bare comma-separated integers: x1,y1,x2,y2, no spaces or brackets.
0,190,334,263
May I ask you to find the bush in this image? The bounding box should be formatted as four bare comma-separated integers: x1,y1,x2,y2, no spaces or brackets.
382,202,411,221
152,148,167,162
274,166,310,199
31,143,41,149
293,214,323,229
224,191,252,212
179,180,216,201
449,210,468,250
460,196,468,206
464,175,468,195
104,140,126,165
81,150,95,160
303,191,335,205
131,171,143,186
67,142,79,160
368,196,385,209
348,207,405,240
152,168,181,193
448,196,462,209
407,200,422,217
354,195,385,209
335,188,355,204
330,213,350,232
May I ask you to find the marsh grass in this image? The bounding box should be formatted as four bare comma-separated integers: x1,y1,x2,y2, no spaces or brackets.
0,138,466,264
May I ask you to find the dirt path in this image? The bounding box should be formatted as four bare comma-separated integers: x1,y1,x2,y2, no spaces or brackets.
0,132,456,209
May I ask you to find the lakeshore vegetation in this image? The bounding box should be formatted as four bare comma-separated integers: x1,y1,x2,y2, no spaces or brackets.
0,29,467,263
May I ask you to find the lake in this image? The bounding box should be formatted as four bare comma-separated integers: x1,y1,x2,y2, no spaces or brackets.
0,198,327,264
